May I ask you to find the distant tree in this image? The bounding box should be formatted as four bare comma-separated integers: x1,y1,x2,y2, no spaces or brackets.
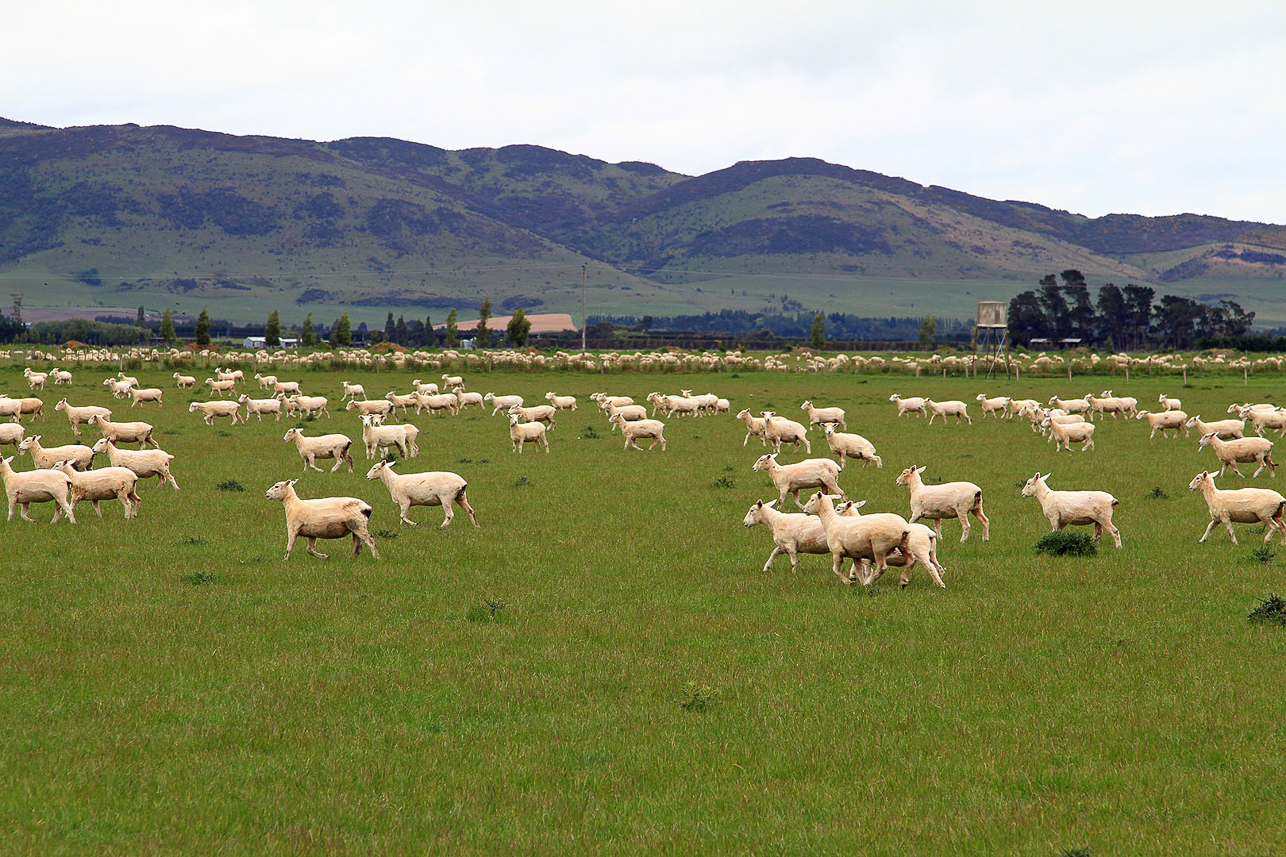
507,307,531,347
1095,284,1126,350
918,315,937,348
195,308,211,348
445,309,459,347
136,305,145,328
395,315,409,345
0,313,23,344
1122,284,1156,349
640,315,653,331
809,313,826,349
476,298,493,348
300,313,316,347
384,312,396,343
265,309,281,347
1063,282,1095,342
159,308,175,344
1007,290,1046,346
333,312,352,347
1154,295,1202,350
422,314,434,347
1037,275,1069,339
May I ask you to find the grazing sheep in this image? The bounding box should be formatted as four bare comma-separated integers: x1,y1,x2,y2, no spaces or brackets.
359,414,419,459
188,400,244,426
836,500,945,589
54,399,111,436
761,412,811,454
509,404,557,430
735,408,769,447
889,394,927,418
1134,409,1189,439
56,460,140,519
752,453,844,510
340,381,366,400
1044,418,1096,452
1159,393,1183,412
802,491,911,586
0,423,24,452
238,394,283,422
800,400,846,432
484,393,524,415
895,465,989,542
1185,415,1244,440
128,387,164,408
173,372,196,388
205,378,237,397
264,479,379,560
283,428,354,473
87,414,157,448
822,425,881,469
90,438,180,489
742,498,831,573
1188,470,1286,545
609,414,666,450
17,435,95,471
1198,432,1276,478
925,399,972,425
1020,471,1121,548
509,414,548,454
366,459,479,528
976,394,1010,418
0,455,74,523
545,392,578,411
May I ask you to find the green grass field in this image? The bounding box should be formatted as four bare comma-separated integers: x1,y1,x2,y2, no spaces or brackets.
3,357,1286,855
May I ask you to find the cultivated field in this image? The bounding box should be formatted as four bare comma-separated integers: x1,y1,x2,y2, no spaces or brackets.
3,358,1286,855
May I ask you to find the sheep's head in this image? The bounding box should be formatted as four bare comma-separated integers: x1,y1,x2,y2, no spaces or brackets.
800,401,811,410
1188,472,1211,491
282,429,300,442
751,454,776,472
264,479,298,501
888,394,900,402
55,399,68,410
1197,432,1219,449
365,460,393,480
824,425,836,437
894,465,924,487
1185,415,1198,426
742,500,774,527
91,438,110,454
1134,411,1149,419
16,436,36,452
736,409,750,419
1020,472,1047,497
187,403,198,412
509,415,521,425
836,499,867,516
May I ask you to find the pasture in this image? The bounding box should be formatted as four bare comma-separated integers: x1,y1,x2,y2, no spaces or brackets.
2,358,1285,855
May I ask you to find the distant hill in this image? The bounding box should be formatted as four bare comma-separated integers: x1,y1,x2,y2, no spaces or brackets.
2,119,1285,327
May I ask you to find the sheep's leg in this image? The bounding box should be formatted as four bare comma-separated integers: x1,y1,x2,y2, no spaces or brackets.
1222,517,1239,544
933,517,943,541
305,537,329,559
762,546,783,572
832,552,856,585
1107,522,1122,548
324,454,338,473
358,529,379,559
790,490,805,511
1252,458,1266,478
803,438,811,454
400,500,417,526
973,502,990,541
956,510,971,543
1198,518,1219,543
90,499,102,518
19,502,34,522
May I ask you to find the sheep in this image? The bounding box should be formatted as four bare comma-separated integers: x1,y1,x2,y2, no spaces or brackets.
545,392,578,411
87,414,158,448
752,453,844,510
1134,409,1189,439
925,399,971,425
509,414,548,453
484,393,524,415
415,392,459,416
647,392,701,418
365,459,479,528
264,479,379,560
1238,405,1286,438
742,498,831,573
457,391,485,411
509,404,557,430
592,394,634,412
1185,415,1244,440
173,372,196,388
802,491,911,586
1045,418,1096,452
17,435,95,471
441,374,464,390
283,428,354,473
345,398,395,419
204,378,237,397
761,412,811,454
23,368,48,390
188,400,245,426
975,394,1009,418
0,422,24,452
0,396,44,423
1188,470,1286,545
1084,392,1134,420
1159,393,1183,412
1048,395,1092,415
341,381,366,400
894,465,989,542
836,500,945,589
888,394,927,418
604,401,648,428
1020,472,1121,548
50,368,73,386
384,392,420,415
253,372,278,390
56,460,140,519
735,409,769,447
214,368,244,383
412,379,440,395
54,399,111,436
0,455,74,523
272,380,302,397
800,400,846,432
128,387,164,408
1198,432,1276,478
285,395,330,419
103,377,135,398
609,414,666,450
1038,412,1087,437
359,413,419,459
90,438,180,489
822,425,881,469
236,394,282,422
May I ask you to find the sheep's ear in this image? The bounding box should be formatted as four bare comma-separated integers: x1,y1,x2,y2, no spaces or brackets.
764,499,777,508
853,499,867,508
916,465,926,474
289,479,299,487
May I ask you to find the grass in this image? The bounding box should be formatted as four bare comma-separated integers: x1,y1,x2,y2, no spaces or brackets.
2,359,1286,854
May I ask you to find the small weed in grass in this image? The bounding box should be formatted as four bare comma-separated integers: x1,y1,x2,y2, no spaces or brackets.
302,414,317,422
477,458,490,464
581,424,601,439
180,536,208,546
677,681,720,712
216,479,245,492
1034,531,1097,557
1250,546,1276,564
1058,848,1093,857
1144,486,1169,500
182,570,217,585
162,428,181,435
458,457,472,464
865,584,883,597
382,452,398,463
714,475,736,489
1248,593,1286,625
466,598,507,623
512,476,531,488
372,529,399,539
730,373,741,379
216,430,233,438
723,465,735,472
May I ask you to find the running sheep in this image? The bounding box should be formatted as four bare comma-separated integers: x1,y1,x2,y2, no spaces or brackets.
90,438,180,489
283,428,355,473
359,414,419,459
17,435,95,471
895,465,989,542
822,425,881,469
508,414,548,454
264,479,379,560
365,459,479,528
1198,432,1276,478
1020,472,1121,548
0,455,74,523
800,400,846,432
55,460,141,519
1188,470,1286,545
752,453,844,510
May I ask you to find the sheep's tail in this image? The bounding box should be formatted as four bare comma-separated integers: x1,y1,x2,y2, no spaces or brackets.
972,489,983,509
360,505,373,519
1111,498,1120,507
455,483,469,504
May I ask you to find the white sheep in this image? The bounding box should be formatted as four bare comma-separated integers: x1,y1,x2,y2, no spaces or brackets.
508,414,548,454
0,422,24,451
604,401,648,429
735,409,768,447
412,379,440,395
545,392,578,411
1185,415,1244,440
346,398,395,419
128,387,164,408
103,377,135,398
253,372,277,390
238,394,282,422
975,394,1010,418
889,394,927,418
50,368,73,386
800,400,846,432
1159,393,1182,412
285,395,330,419
1021,472,1121,547
752,453,843,510
457,391,485,410
214,368,244,383
1238,405,1286,438
1198,432,1276,478
173,372,196,388
384,392,420,414
835,500,945,589
17,435,95,471
925,399,971,425
822,425,881,469
90,438,180,489
1045,418,1096,452
54,399,111,436
341,381,366,400
1188,470,1286,545
1047,395,1092,415
188,400,245,426
509,404,557,430
742,498,831,573
1134,409,1189,439
894,465,989,542
272,380,302,397
264,479,379,560
283,428,354,473
359,414,419,459
0,396,44,422
802,491,911,586
609,414,666,450
0,455,74,523
761,412,811,454
87,414,157,448
23,368,48,389
484,393,524,415
415,392,459,416
56,460,140,519
365,459,479,528
441,374,464,389
205,378,237,397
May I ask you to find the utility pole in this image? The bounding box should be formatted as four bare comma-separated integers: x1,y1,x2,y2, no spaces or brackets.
581,263,587,353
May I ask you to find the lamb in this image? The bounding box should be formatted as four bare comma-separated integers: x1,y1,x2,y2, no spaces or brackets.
925,399,972,425
835,500,945,589
802,491,911,586
509,404,557,430
264,479,379,560
894,465,989,542
888,394,927,418
205,378,237,397
1134,409,1189,439
56,460,140,519
173,372,196,388
87,414,158,448
0,423,24,452
54,399,111,436
822,425,881,469
1198,432,1276,478
609,414,666,450
441,374,464,390
188,400,245,426
800,400,846,432
253,373,278,390
761,412,811,454
975,394,1010,418
484,393,524,415
341,381,366,400
50,368,73,386
1044,418,1096,452
17,435,95,471
735,408,769,447
509,414,548,453
1159,393,1183,412
1020,472,1121,548
0,455,74,523
365,459,479,528
545,392,578,411
283,428,354,473
742,498,831,573
1188,470,1286,545
1185,415,1244,440
415,392,459,416
359,414,419,459
752,453,844,510
128,387,164,408
238,394,282,422
90,438,180,489
346,398,395,418
284,395,330,419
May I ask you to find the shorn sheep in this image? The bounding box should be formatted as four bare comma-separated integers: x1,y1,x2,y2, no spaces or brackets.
1185,415,1244,440
835,499,946,589
173,373,196,388
365,459,479,528
752,453,844,510
735,409,769,447
609,414,666,450
0,455,74,523
56,460,140,519
238,394,282,422
742,498,831,573
0,423,24,452
90,438,180,490
1198,432,1276,478
1188,470,1286,545
509,404,557,430
283,428,354,473
925,399,971,425
485,393,524,416
87,414,157,448
509,414,548,454
545,392,578,411
975,395,1009,418
359,414,419,459
264,479,379,560
1134,409,1189,439
1045,418,1096,452
54,399,110,436
761,412,811,454
1020,472,1121,548
188,400,244,426
128,387,164,408
800,400,846,432
895,465,989,542
802,491,911,586
822,425,881,469
17,435,94,471
889,394,927,418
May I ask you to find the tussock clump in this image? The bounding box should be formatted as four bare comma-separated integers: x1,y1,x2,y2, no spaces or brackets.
1248,594,1286,626
1034,531,1097,557
466,599,507,623
1144,486,1169,500
677,681,719,712
217,479,245,492
182,570,216,585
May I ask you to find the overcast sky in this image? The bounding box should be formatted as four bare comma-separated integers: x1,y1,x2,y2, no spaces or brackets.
7,1,1285,223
